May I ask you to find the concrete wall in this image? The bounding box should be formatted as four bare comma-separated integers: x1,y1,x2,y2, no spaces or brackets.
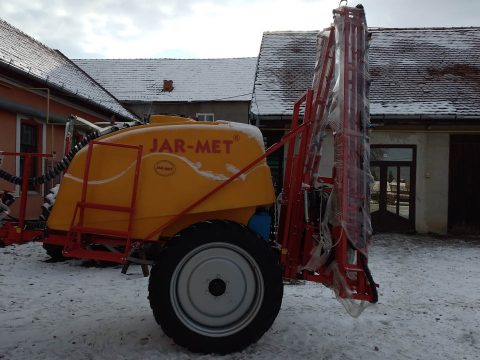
317,130,450,234
422,133,450,234
124,101,250,124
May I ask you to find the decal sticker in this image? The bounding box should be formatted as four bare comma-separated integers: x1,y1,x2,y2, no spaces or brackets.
154,160,176,176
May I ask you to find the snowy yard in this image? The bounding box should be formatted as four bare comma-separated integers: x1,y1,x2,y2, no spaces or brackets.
1,234,479,360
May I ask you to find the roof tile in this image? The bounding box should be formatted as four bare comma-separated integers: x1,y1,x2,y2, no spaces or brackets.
251,27,480,118
74,58,257,102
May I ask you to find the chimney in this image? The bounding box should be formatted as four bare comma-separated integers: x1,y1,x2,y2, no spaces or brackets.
163,80,174,92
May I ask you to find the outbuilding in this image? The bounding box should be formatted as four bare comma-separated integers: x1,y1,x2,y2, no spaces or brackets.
251,27,480,234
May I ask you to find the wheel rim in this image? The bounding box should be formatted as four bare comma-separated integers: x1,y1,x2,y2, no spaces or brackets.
170,242,264,337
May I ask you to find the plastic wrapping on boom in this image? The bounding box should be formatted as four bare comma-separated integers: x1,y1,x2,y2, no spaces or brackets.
277,4,377,312
324,6,372,253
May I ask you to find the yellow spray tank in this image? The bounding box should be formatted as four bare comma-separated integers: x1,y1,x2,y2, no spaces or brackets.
47,116,276,240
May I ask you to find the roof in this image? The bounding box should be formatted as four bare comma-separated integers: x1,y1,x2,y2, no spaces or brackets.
251,31,318,117
74,58,258,103
0,19,136,120
251,27,480,119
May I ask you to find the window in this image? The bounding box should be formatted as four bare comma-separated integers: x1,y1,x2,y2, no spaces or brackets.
18,120,41,191
196,113,215,122
20,123,38,153
371,147,414,162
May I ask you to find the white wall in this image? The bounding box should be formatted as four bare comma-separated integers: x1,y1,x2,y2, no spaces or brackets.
316,130,450,234
423,133,449,234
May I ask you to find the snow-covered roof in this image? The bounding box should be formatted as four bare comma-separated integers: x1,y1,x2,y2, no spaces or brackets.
74,58,258,103
0,19,136,121
251,31,318,117
251,27,480,119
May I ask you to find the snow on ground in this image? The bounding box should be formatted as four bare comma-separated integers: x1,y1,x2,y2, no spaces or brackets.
0,234,479,360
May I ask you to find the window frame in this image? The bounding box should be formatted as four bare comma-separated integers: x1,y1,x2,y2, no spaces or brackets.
196,113,215,122
370,144,417,231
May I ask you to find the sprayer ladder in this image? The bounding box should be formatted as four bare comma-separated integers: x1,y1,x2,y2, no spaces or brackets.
63,140,143,263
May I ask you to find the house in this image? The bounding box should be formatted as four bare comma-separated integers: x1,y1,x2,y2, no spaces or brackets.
250,27,480,234
74,58,257,123
0,19,137,218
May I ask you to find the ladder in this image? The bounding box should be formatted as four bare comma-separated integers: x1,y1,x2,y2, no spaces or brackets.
63,140,143,264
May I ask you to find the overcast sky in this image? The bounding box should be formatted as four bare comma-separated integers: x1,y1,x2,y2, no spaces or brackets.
1,0,478,59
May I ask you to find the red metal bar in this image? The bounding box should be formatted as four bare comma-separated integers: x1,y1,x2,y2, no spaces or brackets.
282,90,314,278
64,136,71,157
70,226,129,238
64,248,124,263
281,92,309,217
277,26,337,279
279,93,310,274
64,203,81,253
125,145,143,251
303,27,336,184
18,155,32,233
79,142,94,227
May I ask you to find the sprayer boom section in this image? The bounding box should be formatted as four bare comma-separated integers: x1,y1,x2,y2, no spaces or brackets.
277,6,377,304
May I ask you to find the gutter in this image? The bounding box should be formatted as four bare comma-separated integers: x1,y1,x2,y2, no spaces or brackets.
252,113,479,125
371,114,480,122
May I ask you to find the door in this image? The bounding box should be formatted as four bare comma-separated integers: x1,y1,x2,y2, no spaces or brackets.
370,146,416,233
449,135,480,233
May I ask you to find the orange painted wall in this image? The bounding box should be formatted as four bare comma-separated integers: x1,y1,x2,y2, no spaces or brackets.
0,81,109,123
0,83,111,219
0,108,17,193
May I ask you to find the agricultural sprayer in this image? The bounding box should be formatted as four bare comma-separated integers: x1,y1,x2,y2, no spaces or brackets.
0,5,377,353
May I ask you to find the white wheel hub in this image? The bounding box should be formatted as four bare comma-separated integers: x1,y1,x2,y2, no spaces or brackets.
170,242,264,337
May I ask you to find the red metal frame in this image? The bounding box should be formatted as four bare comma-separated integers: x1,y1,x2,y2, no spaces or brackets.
62,141,143,263
275,6,376,302
0,151,52,245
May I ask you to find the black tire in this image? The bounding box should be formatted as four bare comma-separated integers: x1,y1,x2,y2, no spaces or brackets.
148,220,283,354
43,243,65,261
